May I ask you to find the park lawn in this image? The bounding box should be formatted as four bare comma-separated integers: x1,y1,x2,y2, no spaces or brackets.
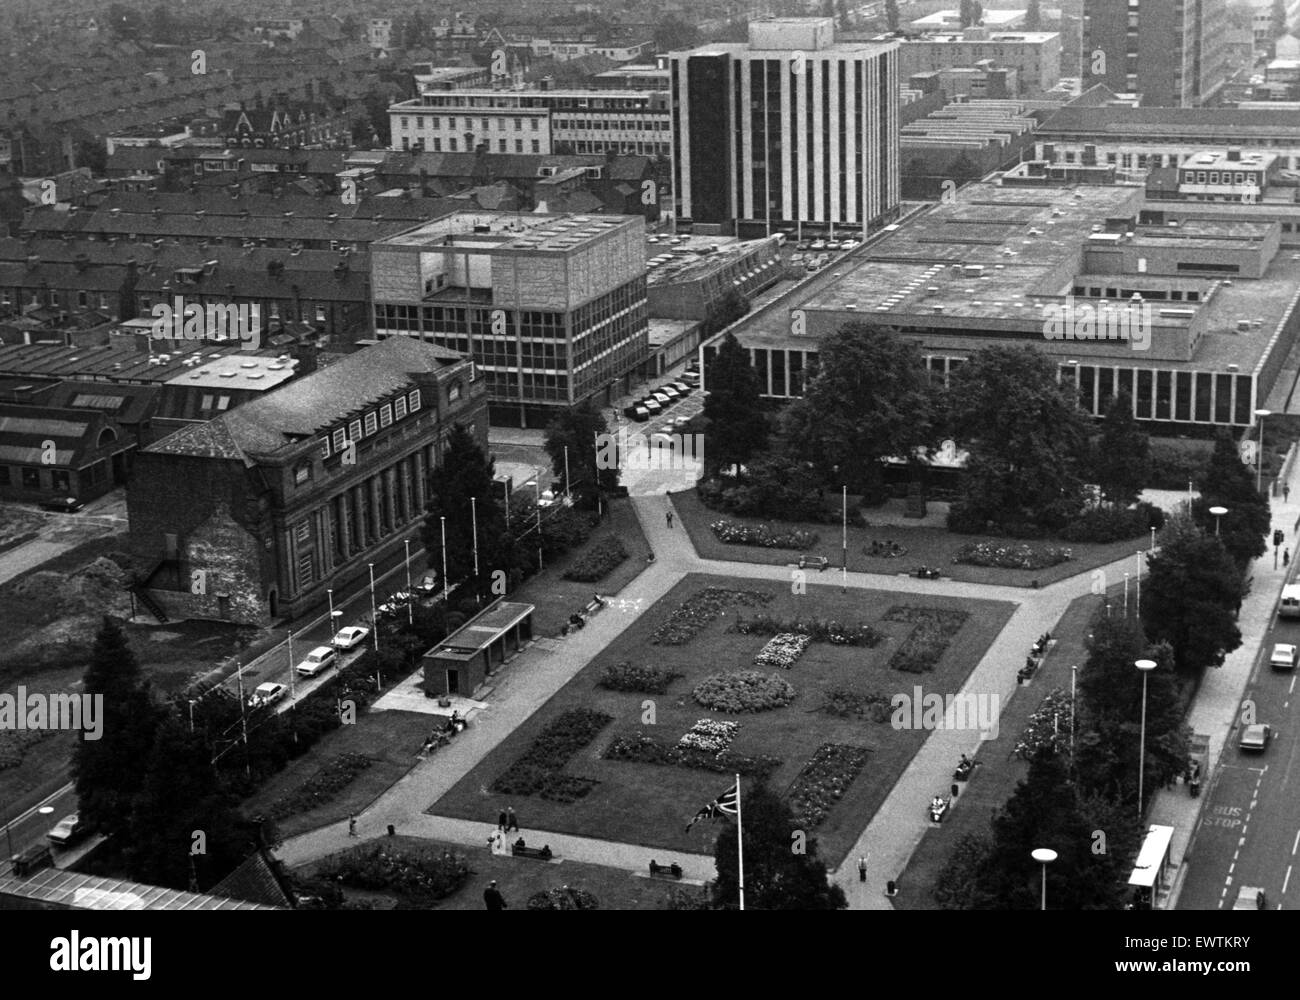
241,709,433,840
508,495,652,636
672,488,1148,588
294,835,694,910
430,572,1014,867
893,588,1103,909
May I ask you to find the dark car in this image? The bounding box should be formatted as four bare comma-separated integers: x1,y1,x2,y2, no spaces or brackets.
39,496,85,513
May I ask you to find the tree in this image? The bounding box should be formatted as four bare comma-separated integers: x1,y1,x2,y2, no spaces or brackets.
74,137,107,176
781,323,931,499
421,424,518,591
960,0,980,28
653,16,699,53
1025,0,1043,31
702,331,767,476
544,399,619,510
1073,615,1190,806
945,346,1091,532
700,288,749,338
885,0,901,32
711,784,846,910
72,617,161,840
1141,512,1243,674
1272,0,1289,39
1193,429,1269,569
1093,388,1148,507
126,714,246,889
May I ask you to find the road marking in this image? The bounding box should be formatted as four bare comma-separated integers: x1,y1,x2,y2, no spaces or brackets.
1285,865,1293,894
1292,829,1300,856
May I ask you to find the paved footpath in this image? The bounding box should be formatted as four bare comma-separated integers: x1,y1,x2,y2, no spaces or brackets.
279,490,1168,902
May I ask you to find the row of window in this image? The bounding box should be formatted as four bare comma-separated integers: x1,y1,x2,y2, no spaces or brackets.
554,118,670,132
401,116,541,131
401,136,540,153
1182,170,1261,185
319,389,422,460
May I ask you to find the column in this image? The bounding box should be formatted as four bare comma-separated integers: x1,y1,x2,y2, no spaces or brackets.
369,476,383,540
338,491,352,557
413,451,427,513
397,459,412,523
383,466,398,534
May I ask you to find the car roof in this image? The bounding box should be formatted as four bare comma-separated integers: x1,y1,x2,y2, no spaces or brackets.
308,645,333,655
1274,642,1296,650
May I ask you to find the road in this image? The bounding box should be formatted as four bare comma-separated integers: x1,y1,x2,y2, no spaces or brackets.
1177,578,1300,911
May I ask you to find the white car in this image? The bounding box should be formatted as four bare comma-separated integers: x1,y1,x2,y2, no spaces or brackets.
1269,642,1297,670
332,625,371,649
251,682,287,708
810,239,827,251
1240,723,1271,752
295,646,337,677
48,813,85,847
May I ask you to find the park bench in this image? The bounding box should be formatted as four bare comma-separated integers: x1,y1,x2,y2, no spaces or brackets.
798,555,830,571
512,840,554,861
648,860,683,880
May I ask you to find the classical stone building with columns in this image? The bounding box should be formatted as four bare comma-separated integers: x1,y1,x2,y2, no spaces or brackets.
126,336,486,625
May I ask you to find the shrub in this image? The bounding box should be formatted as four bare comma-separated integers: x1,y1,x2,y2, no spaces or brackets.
1059,502,1165,544
563,537,628,582
491,708,612,802
316,843,471,903
692,671,796,713
650,587,773,646
596,661,683,694
709,519,819,549
734,614,884,647
1147,438,1212,491
954,541,1073,570
787,744,872,828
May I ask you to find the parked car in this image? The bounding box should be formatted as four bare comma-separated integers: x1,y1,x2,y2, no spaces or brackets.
47,813,85,847
680,370,701,385
631,405,650,421
39,496,85,513
657,385,682,400
251,682,287,708
295,646,337,677
12,842,53,875
841,239,859,251
650,392,674,409
806,260,821,272
810,239,827,251
796,241,811,251
826,240,842,251
1234,885,1266,910
1269,642,1297,670
641,397,663,415
332,625,371,650
1239,723,1271,752
668,381,692,395
415,574,439,595
790,253,805,265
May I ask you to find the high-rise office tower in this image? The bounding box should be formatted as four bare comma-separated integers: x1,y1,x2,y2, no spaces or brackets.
670,18,900,238
1083,0,1228,107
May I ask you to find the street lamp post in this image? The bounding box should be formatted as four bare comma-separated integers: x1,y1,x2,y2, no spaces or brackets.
440,516,449,603
404,539,414,626
841,485,847,593
1123,572,1129,616
286,630,295,705
1209,505,1228,537
534,468,543,572
470,497,479,580
1070,664,1077,755
327,588,336,642
1256,409,1271,494
1031,848,1057,911
1135,551,1142,618
368,563,379,652
1136,659,1158,818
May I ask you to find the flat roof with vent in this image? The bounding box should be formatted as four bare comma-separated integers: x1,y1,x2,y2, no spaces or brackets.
378,210,641,255
163,355,298,390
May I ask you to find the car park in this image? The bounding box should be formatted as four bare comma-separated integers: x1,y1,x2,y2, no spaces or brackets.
651,393,674,409
672,416,691,429
1239,723,1271,752
1269,642,1297,669
332,625,371,650
251,682,287,708
47,813,85,847
295,646,337,677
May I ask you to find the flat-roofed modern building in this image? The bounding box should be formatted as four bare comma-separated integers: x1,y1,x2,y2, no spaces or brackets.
705,177,1300,429
1084,0,1229,107
669,18,901,238
370,211,649,427
896,29,1062,94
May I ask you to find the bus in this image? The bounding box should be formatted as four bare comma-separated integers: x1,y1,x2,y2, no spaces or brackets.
1280,584,1300,618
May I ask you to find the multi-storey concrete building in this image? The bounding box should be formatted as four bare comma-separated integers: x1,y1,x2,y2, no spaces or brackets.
127,336,485,625
370,211,649,428
670,18,901,238
1083,0,1229,107
896,28,1062,94
389,88,672,157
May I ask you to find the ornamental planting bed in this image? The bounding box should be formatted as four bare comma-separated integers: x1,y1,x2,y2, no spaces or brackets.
733,614,884,647
431,573,1013,863
709,519,819,550
884,606,972,674
753,634,812,669
953,541,1073,571
490,708,613,803
693,671,797,712
596,661,684,694
817,687,894,724
787,743,874,829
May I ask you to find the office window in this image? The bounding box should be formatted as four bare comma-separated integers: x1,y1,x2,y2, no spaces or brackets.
499,139,507,152
320,437,331,459
401,117,409,129
216,396,231,411
513,117,522,129
294,464,310,485
449,138,457,151
380,403,393,427
332,428,347,451
349,419,362,442
531,118,539,131
200,394,214,410
364,411,378,435
295,520,310,541
448,381,462,402
431,117,441,129
531,140,539,153
433,138,442,152
395,397,407,419
408,389,421,412
515,140,523,152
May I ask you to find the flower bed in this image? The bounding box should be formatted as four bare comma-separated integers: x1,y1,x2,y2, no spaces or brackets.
692,671,796,712
753,633,811,669
953,541,1073,570
315,843,471,903
596,661,684,694
269,752,373,821
709,519,819,550
491,708,613,803
882,606,970,674
818,687,893,723
650,587,774,646
562,537,629,582
678,718,740,752
787,744,873,828
1014,688,1073,760
733,614,884,647
527,886,600,910
603,731,782,780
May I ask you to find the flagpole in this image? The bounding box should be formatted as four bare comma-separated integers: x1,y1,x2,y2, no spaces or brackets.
735,773,745,912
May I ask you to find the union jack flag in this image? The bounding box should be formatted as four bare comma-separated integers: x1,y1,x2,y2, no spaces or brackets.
685,780,739,833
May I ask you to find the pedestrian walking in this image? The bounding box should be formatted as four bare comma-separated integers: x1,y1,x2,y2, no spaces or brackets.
666,509,673,528
1285,483,1291,503
1286,548,1291,567
484,880,507,911
857,856,868,883
348,814,357,837
505,806,519,832
497,808,508,830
